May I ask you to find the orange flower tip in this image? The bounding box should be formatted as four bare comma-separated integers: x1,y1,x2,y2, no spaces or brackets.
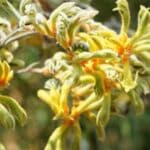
71,109,79,119
51,27,56,37
0,79,8,87
63,105,69,115
66,39,71,48
118,46,124,55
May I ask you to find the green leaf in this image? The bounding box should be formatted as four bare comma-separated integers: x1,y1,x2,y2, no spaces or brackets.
0,104,15,129
0,95,27,126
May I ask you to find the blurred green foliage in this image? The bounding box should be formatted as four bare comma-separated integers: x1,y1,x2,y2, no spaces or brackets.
0,0,149,150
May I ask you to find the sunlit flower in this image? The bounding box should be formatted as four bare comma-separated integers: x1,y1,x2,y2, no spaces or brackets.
32,0,149,149
0,61,13,87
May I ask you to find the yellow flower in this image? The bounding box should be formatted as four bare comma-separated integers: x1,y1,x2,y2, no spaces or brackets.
0,61,13,87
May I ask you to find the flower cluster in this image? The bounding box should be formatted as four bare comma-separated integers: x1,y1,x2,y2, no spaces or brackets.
0,0,149,149
33,0,149,149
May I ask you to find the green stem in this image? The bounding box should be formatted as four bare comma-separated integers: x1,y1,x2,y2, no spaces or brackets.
6,1,21,20
2,31,38,46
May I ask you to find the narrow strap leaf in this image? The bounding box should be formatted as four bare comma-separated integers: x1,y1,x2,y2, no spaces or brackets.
0,103,15,129
0,95,27,126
